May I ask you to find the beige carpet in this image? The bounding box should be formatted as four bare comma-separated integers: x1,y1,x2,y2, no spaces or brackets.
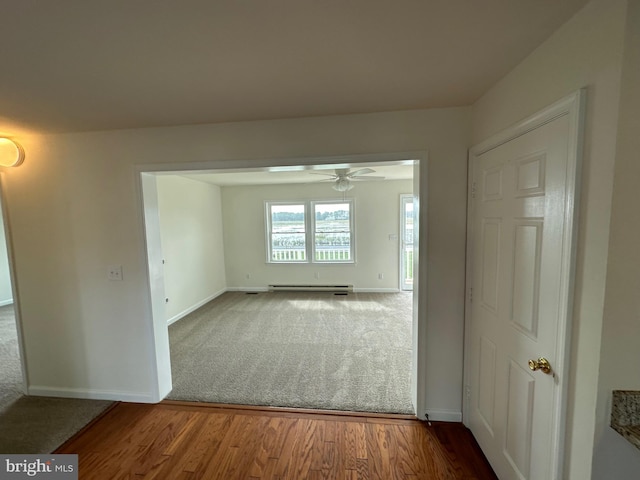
0,305,112,453
168,291,414,414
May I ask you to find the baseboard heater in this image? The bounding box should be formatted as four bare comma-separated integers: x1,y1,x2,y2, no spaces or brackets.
268,284,353,293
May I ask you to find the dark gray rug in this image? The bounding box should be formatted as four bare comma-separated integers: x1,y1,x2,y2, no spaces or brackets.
168,291,414,414
0,305,112,453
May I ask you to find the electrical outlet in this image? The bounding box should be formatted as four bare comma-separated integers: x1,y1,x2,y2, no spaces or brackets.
107,265,123,281
245,273,251,279
378,273,384,280
314,272,320,279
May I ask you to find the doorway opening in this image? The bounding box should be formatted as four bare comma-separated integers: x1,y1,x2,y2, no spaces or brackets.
140,153,427,417
0,187,26,411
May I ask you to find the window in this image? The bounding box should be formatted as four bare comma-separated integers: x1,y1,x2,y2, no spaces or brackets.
266,200,354,263
312,201,353,262
267,203,307,262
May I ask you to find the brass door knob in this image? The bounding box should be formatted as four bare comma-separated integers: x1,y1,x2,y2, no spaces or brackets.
528,357,552,375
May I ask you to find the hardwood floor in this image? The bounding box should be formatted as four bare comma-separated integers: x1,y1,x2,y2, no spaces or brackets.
55,401,497,479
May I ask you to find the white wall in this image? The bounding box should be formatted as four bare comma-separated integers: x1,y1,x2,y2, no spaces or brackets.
592,1,640,477
156,175,227,324
222,180,412,291
6,107,470,411
471,0,627,478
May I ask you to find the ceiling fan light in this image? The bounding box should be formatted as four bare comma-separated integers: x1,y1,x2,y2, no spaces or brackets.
333,178,353,192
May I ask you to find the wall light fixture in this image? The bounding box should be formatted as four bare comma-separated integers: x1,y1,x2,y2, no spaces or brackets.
0,138,25,167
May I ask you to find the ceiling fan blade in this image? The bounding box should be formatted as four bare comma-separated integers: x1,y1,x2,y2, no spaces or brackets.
347,168,375,177
309,172,338,178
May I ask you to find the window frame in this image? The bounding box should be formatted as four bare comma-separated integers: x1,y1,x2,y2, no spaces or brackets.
265,198,355,264
311,199,355,264
265,201,308,263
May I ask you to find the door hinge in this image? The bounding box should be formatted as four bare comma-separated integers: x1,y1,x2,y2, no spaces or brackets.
469,287,473,302
471,181,477,199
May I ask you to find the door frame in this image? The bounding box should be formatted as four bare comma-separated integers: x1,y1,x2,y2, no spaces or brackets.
462,90,586,478
0,175,28,392
137,151,429,417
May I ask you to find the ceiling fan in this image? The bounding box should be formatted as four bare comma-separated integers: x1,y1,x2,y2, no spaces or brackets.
311,168,385,192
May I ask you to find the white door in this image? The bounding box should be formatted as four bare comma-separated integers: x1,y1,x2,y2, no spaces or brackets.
465,93,583,480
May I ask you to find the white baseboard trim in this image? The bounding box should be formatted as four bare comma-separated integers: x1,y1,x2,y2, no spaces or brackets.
424,409,463,422
167,288,227,326
28,385,158,403
0,298,14,307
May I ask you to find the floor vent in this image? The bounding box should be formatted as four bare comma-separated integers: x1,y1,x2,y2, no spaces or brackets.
268,284,353,293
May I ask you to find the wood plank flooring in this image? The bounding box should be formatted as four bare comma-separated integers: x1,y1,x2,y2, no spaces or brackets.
55,401,497,479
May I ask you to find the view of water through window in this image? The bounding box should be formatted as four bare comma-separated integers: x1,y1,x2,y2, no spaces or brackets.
270,204,306,261
314,203,351,261
268,201,353,262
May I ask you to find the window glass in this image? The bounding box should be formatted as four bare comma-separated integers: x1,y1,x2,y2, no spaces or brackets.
314,202,352,262
266,200,354,263
270,204,306,262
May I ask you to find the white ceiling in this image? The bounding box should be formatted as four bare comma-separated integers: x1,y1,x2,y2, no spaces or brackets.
0,0,589,134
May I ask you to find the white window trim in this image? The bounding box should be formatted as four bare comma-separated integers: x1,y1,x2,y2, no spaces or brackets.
310,199,355,264
265,198,355,264
265,201,308,263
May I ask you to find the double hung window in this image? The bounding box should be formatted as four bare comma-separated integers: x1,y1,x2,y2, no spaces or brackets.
267,203,307,262
266,200,354,263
